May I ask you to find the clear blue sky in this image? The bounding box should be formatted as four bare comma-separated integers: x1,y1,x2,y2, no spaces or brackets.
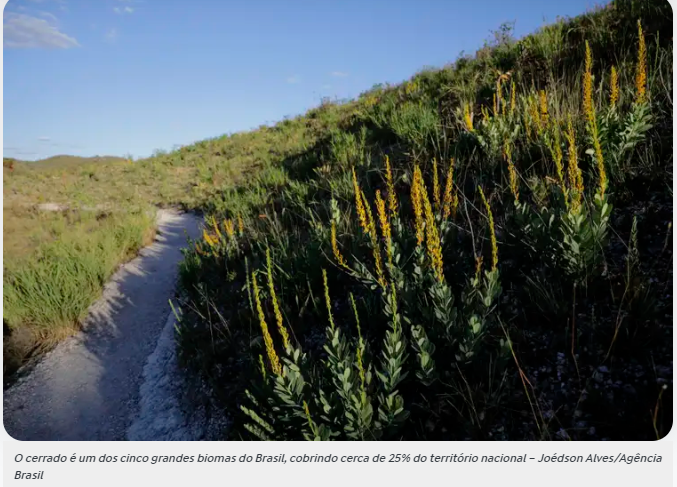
3,0,604,161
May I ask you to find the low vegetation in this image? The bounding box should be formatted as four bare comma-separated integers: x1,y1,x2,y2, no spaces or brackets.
172,0,672,440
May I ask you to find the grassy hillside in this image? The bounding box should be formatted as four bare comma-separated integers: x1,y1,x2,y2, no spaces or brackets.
168,0,672,440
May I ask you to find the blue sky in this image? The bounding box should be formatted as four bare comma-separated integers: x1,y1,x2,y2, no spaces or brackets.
3,0,605,161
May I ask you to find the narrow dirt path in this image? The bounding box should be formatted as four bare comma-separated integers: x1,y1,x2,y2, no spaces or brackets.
3,209,202,440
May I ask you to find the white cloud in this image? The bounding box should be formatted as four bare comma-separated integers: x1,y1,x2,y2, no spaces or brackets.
330,71,349,77
114,6,134,14
105,28,118,42
38,11,58,23
3,12,79,49
38,136,51,142
286,75,301,84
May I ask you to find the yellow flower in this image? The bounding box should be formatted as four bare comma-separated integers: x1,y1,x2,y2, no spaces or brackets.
362,190,386,288
223,219,235,238
411,165,425,247
610,66,619,108
210,215,223,241
493,93,498,117
266,248,290,350
548,126,568,206
203,229,216,248
583,41,595,126
352,167,370,236
478,186,498,271
420,176,445,283
635,20,647,104
510,81,516,115
463,103,474,132
582,42,607,197
432,158,441,212
331,220,349,269
384,155,398,216
565,117,584,214
252,271,281,375
442,158,458,219
303,400,318,437
528,94,541,135
376,190,393,269
237,214,244,235
539,90,549,127
504,141,519,204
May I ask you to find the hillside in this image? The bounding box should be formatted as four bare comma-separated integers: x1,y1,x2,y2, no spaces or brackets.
3,0,672,440
168,0,673,440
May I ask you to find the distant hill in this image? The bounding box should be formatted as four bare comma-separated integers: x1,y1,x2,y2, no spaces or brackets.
3,155,128,171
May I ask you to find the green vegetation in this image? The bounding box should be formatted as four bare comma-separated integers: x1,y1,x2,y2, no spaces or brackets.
172,0,673,440
3,0,671,439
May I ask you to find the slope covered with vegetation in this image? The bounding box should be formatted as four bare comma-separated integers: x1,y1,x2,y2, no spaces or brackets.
171,0,673,440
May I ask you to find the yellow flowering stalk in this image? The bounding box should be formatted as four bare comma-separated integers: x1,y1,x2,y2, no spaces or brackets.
223,218,235,238
362,190,386,288
203,229,217,248
539,90,549,127
384,155,398,216
583,41,595,126
510,81,516,115
331,221,349,269
411,165,425,247
252,271,281,375
302,400,319,438
463,103,474,132
352,167,370,236
420,177,445,283
442,158,458,219
237,214,244,235
375,190,393,269
493,93,498,117
528,95,541,135
549,126,569,206
432,158,441,212
475,255,483,283
582,41,607,197
565,117,584,214
478,186,498,271
266,248,290,350
195,243,206,256
210,215,223,241
635,20,647,104
504,141,519,204
610,66,619,108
